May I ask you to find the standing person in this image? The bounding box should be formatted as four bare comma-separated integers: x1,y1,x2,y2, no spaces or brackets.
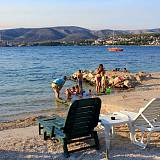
51,76,67,99
95,64,104,94
77,70,83,95
101,71,107,93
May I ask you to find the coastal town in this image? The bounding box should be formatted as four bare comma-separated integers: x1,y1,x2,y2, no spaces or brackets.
94,33,160,46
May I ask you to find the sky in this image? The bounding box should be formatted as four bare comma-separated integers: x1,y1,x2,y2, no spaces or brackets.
0,0,160,30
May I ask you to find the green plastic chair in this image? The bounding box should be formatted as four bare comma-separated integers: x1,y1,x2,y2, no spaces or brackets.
38,97,101,157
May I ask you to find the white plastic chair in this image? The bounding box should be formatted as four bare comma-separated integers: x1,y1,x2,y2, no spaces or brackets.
121,98,160,149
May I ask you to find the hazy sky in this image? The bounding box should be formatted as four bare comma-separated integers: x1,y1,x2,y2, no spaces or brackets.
0,0,160,30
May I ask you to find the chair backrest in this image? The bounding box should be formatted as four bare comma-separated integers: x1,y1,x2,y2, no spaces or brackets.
134,98,160,128
63,97,101,139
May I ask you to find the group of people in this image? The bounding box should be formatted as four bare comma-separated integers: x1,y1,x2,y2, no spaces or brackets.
51,70,84,101
112,67,128,72
51,64,109,100
65,85,80,100
95,64,109,94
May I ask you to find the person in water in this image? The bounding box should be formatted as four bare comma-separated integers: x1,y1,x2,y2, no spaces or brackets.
71,86,76,95
65,88,72,100
51,76,67,99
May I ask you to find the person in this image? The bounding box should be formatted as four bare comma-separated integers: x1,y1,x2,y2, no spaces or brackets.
71,86,76,95
123,68,128,72
88,89,92,96
95,64,104,94
75,85,80,95
51,76,67,99
65,88,72,100
77,70,83,95
101,71,107,93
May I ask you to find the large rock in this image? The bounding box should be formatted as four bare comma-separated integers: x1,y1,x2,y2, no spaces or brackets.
136,72,151,82
70,70,151,89
124,80,136,88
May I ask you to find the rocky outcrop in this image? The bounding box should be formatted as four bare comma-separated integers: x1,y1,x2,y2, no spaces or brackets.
70,70,151,89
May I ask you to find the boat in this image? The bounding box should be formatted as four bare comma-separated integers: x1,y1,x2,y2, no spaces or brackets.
107,47,123,52
107,30,124,52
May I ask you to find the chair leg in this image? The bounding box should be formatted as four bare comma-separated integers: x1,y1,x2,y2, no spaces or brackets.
51,126,55,137
128,123,135,142
39,123,43,135
140,131,145,143
145,132,152,148
139,131,152,149
106,148,109,160
63,138,69,158
132,129,152,149
44,131,47,140
93,131,100,150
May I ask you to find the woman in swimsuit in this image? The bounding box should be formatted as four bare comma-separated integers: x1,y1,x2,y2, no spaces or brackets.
95,64,104,94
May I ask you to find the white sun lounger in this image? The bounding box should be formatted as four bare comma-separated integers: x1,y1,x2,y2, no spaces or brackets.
121,98,160,149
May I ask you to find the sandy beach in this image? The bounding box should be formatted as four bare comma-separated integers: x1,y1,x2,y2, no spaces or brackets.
0,72,160,160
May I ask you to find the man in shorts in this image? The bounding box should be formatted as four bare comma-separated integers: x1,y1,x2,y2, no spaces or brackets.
51,76,67,99
76,70,83,95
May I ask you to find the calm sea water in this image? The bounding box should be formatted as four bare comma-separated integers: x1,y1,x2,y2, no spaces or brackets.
0,45,160,122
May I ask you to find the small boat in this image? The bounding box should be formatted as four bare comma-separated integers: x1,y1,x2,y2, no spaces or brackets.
107,47,123,52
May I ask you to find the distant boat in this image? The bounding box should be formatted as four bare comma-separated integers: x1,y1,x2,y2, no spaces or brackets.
107,30,124,52
107,47,123,52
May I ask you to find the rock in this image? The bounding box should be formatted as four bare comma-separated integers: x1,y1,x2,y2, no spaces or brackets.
124,80,136,88
135,75,142,82
108,78,114,86
83,73,88,80
70,70,151,89
88,73,94,79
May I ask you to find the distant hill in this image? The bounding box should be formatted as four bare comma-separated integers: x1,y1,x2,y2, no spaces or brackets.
0,26,160,43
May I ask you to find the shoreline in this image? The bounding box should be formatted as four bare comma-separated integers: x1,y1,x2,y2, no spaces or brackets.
1,72,160,130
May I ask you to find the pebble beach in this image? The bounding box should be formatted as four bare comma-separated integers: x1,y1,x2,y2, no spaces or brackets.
0,72,160,160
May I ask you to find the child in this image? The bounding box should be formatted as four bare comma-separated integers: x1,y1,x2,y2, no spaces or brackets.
71,86,76,95
65,88,72,100
88,89,92,96
75,85,80,95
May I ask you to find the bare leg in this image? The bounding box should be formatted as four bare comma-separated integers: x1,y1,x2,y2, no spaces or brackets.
54,89,58,98
55,88,60,99
96,82,101,94
96,84,99,94
52,85,60,99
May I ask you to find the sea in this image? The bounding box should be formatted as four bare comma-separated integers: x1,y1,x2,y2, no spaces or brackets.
0,45,160,122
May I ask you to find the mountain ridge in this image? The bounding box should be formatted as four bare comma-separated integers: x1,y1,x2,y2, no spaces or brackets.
0,26,160,43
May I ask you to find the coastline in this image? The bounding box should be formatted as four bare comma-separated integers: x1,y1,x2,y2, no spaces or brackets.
0,72,160,159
